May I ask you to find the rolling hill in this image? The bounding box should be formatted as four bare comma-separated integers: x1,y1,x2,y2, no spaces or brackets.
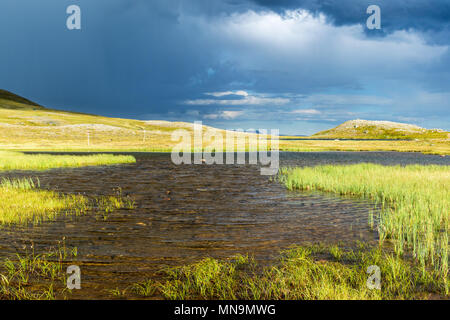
0,89,255,151
0,89,448,154
0,89,44,110
312,119,449,140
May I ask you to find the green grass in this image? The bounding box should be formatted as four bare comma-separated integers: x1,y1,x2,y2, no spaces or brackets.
312,120,449,140
4,243,447,300
1,90,449,155
279,139,450,155
0,151,136,224
0,240,77,300
0,151,136,171
132,244,448,300
279,164,449,292
0,177,135,225
0,177,89,225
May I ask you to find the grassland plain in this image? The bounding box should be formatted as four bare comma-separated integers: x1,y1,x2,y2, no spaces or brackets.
1,89,449,155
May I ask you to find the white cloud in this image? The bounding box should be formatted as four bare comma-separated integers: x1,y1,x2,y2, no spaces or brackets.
204,110,245,120
185,92,289,106
199,9,448,85
206,90,249,97
178,9,449,131
291,108,321,115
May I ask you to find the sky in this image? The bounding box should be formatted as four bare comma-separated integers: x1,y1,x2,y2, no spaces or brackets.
0,0,449,135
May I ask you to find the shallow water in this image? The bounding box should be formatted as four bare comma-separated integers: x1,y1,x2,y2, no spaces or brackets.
0,151,448,298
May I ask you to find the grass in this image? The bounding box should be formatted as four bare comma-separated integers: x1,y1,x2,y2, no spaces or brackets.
0,240,76,300
0,151,136,171
4,243,447,300
0,151,136,224
279,139,450,155
312,120,448,140
0,177,135,225
0,178,89,225
131,244,448,300
279,164,449,293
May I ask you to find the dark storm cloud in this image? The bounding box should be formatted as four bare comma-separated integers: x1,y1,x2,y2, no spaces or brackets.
0,0,448,134
250,0,450,38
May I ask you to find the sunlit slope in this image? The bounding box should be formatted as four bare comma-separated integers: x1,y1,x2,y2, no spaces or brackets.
0,90,237,151
0,89,45,110
0,89,448,154
312,120,449,140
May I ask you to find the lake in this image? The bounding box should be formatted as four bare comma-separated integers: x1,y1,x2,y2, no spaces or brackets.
0,151,448,298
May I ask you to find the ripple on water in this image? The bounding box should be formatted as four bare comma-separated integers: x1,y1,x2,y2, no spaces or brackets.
0,151,447,298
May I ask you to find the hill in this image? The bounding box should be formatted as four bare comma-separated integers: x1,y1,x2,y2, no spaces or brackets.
0,90,448,154
312,119,449,140
0,89,45,110
0,89,257,151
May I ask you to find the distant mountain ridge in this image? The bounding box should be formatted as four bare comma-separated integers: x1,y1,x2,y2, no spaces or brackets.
312,119,448,140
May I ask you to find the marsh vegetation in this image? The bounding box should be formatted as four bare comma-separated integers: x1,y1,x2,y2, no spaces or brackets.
0,152,136,224
0,152,448,300
0,151,135,171
131,244,447,300
0,240,78,300
279,164,449,293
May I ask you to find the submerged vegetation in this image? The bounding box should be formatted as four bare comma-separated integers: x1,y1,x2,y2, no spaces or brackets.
3,244,447,300
279,164,449,293
130,244,447,300
0,178,88,225
0,151,135,171
0,151,136,224
0,240,76,300
0,178,135,225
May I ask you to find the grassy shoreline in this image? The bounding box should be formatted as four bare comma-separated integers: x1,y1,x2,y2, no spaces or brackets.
0,151,136,224
3,243,447,300
1,138,448,156
279,164,449,294
0,151,136,171
0,177,135,225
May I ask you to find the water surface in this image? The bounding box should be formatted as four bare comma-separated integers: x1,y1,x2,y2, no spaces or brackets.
0,151,448,298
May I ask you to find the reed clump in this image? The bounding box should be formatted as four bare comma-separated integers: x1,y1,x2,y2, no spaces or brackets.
0,177,89,225
0,151,136,171
278,164,449,292
0,240,77,300
134,245,447,300
0,177,135,225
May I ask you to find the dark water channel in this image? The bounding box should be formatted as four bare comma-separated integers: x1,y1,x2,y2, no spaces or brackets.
0,151,448,298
